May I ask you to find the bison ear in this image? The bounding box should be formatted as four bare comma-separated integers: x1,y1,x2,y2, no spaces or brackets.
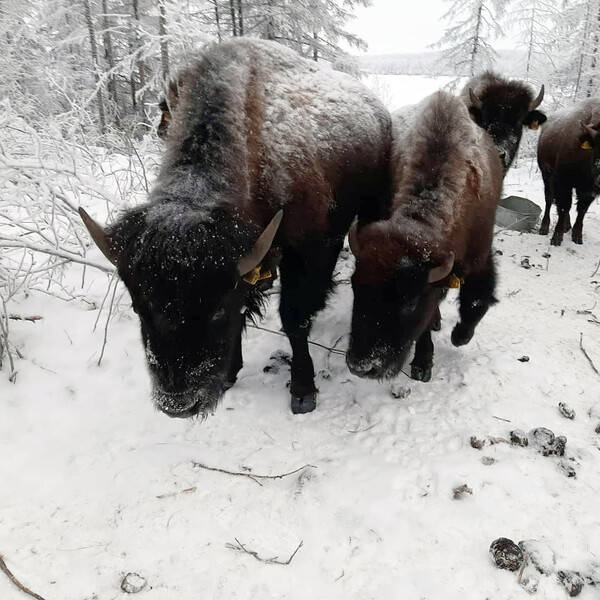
237,210,283,277
428,252,455,284
524,110,547,131
79,207,119,266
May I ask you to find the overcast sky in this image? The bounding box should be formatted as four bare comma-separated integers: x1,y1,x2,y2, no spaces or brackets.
349,0,519,56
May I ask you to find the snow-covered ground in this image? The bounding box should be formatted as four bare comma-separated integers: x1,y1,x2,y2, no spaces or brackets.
2,76,600,599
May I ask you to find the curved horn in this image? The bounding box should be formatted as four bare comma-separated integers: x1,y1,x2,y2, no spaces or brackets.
581,121,598,140
428,252,455,284
469,88,482,109
530,84,545,110
348,218,361,257
79,207,118,266
237,210,283,276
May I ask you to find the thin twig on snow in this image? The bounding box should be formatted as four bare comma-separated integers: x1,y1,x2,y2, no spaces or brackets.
191,461,315,487
580,332,600,377
225,539,303,565
0,554,47,600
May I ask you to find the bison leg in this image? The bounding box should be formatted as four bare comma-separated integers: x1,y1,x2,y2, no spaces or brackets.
572,190,595,244
451,257,497,348
279,238,342,414
551,183,573,246
410,327,434,382
539,170,554,236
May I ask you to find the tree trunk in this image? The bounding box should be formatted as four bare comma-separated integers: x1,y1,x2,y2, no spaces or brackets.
229,0,237,36
586,3,600,97
212,0,222,42
575,0,594,99
313,30,318,61
470,1,483,76
525,1,535,80
266,0,275,40
82,0,107,133
101,0,121,127
237,0,243,35
132,0,148,121
158,0,170,83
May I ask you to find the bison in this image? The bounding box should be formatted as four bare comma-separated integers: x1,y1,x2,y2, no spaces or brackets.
460,72,546,173
346,91,503,383
537,98,600,246
80,38,391,417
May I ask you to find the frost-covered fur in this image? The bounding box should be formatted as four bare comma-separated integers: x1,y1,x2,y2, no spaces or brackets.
538,97,600,246
347,92,503,383
105,38,392,417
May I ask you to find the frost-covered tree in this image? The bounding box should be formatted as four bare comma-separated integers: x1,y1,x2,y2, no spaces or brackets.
435,0,511,76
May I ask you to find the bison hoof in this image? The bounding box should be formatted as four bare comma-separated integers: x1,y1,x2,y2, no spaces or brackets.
550,237,562,247
572,236,583,245
410,365,432,382
291,391,317,414
223,380,236,391
451,324,474,347
431,318,442,332
538,225,549,236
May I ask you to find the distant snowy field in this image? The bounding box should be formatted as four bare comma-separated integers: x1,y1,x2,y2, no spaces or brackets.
2,75,600,599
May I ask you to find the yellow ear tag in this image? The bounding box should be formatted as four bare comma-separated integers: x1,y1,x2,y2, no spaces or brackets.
529,120,539,131
445,273,464,289
242,265,273,286
582,140,593,150
163,111,171,122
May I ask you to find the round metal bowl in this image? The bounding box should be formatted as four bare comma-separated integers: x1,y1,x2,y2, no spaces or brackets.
495,196,542,232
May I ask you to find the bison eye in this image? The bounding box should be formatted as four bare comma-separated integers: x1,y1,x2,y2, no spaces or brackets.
211,307,226,322
401,299,418,315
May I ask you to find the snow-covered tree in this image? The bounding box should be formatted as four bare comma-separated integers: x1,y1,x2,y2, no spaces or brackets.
435,0,511,76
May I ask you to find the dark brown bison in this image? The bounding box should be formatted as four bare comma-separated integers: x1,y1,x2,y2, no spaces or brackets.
346,91,503,382
80,38,391,417
538,98,600,246
460,72,546,173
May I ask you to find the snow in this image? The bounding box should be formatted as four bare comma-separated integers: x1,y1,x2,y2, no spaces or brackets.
2,74,600,600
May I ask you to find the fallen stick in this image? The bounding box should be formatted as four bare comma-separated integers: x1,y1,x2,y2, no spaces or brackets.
226,539,303,565
8,315,43,323
156,486,197,499
580,332,600,377
0,554,47,600
191,462,314,487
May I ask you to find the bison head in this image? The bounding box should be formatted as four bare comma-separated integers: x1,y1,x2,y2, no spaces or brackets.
466,79,546,173
345,221,453,380
80,206,282,418
580,120,600,184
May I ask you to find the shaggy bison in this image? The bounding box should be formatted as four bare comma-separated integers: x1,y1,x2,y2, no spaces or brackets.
461,72,546,173
80,38,391,417
346,91,503,382
537,98,600,246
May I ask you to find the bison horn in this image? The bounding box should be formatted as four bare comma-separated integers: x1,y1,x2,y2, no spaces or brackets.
348,218,361,257
428,252,455,284
530,85,544,110
237,210,283,276
469,88,482,109
581,121,598,140
79,207,118,266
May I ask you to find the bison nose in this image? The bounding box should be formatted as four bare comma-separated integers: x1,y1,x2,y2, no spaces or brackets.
346,355,382,379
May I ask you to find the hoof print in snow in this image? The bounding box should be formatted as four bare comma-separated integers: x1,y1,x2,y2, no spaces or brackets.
452,484,473,499
557,460,577,478
264,350,292,374
494,249,503,256
490,537,524,571
558,570,584,597
518,540,556,575
121,573,147,594
390,384,411,399
481,456,496,465
317,369,331,381
558,402,576,420
519,571,539,595
518,355,530,362
521,258,532,269
528,428,566,457
510,429,529,447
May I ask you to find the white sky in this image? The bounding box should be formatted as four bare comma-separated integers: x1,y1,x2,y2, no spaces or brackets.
349,0,519,55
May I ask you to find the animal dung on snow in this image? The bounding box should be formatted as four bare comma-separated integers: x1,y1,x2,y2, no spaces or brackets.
489,537,524,571
558,402,576,420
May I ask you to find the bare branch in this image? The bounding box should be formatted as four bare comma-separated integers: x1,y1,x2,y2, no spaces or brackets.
191,461,315,487
225,539,303,565
0,554,47,600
